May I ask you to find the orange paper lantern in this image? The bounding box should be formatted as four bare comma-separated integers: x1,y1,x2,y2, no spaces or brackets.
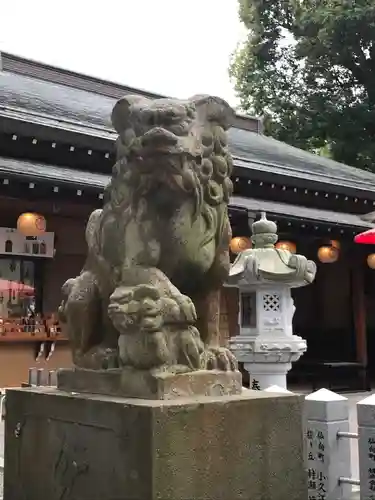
367,253,375,269
317,245,339,264
275,241,297,254
229,236,252,254
17,212,46,236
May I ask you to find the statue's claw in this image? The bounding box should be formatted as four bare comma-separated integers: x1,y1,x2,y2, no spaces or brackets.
177,326,204,370
76,346,119,370
201,346,238,372
172,294,197,323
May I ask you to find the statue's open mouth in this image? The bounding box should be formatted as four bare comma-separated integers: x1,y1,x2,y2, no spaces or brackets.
127,126,201,198
139,127,186,159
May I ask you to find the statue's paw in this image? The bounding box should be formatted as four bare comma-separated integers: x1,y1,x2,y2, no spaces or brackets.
61,277,77,298
201,346,238,372
57,301,67,323
109,284,164,333
173,294,197,323
77,346,119,370
177,326,204,370
118,330,170,369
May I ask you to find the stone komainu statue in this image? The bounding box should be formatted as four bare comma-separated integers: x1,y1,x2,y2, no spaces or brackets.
59,94,237,373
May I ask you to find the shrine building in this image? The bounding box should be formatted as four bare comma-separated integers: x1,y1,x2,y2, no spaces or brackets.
0,51,374,390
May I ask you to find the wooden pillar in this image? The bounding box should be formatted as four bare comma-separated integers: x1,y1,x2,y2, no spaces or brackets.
219,289,229,347
222,286,250,386
219,287,239,346
225,287,239,339
350,246,369,389
309,259,325,361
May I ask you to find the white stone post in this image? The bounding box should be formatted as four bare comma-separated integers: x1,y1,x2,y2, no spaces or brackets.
305,389,352,500
357,394,375,500
48,370,57,387
36,368,47,386
28,367,37,386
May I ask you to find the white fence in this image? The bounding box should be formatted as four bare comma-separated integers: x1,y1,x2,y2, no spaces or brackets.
266,385,374,500
25,367,57,388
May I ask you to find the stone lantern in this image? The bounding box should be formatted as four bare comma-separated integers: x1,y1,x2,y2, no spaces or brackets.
228,212,317,390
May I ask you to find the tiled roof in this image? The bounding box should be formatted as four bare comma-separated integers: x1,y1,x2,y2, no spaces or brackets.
0,72,115,133
230,129,375,194
231,196,373,229
1,69,375,195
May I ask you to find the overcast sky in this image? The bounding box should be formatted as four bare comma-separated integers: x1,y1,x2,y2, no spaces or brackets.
0,0,245,107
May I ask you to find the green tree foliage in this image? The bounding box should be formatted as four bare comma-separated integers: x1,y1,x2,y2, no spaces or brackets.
230,0,375,169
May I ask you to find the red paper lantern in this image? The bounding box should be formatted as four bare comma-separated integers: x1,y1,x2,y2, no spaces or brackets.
354,228,375,245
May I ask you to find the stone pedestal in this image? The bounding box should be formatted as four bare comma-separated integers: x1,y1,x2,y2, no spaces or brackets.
4,386,307,500
230,333,307,390
57,367,242,399
244,361,292,390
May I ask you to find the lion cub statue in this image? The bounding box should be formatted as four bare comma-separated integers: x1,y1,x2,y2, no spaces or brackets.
59,93,237,374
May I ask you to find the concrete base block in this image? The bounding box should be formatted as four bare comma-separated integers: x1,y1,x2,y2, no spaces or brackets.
4,387,307,500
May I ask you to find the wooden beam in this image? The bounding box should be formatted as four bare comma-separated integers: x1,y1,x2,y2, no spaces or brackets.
0,196,94,218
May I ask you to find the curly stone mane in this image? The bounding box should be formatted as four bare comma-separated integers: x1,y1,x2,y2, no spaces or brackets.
100,94,234,255
194,118,234,207
114,98,231,199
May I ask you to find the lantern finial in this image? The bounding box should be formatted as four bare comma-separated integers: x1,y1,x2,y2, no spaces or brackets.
251,212,278,248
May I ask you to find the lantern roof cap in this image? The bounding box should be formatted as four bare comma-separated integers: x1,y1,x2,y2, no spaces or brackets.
228,212,316,288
